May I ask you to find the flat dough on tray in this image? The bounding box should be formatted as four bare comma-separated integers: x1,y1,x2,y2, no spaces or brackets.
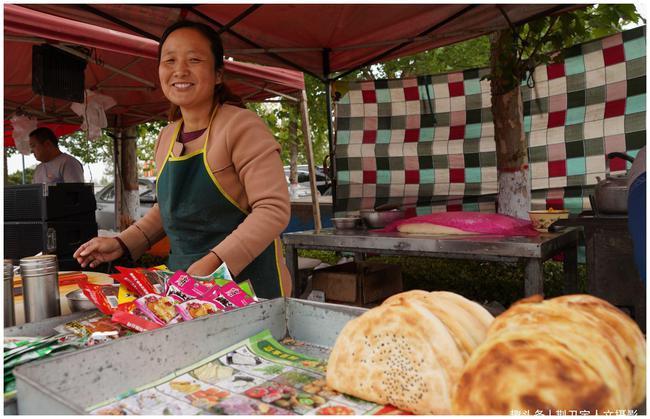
397,223,471,235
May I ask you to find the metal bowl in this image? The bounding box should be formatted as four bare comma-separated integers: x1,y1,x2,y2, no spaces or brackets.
360,209,405,229
332,217,360,230
65,284,119,312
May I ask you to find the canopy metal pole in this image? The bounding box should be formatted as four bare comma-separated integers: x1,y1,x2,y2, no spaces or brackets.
51,44,155,88
21,155,26,184
323,48,336,212
299,89,322,232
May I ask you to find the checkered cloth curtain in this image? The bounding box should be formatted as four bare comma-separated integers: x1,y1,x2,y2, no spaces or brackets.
333,27,646,217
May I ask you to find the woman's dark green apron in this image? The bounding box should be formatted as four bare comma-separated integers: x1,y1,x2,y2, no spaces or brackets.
156,107,284,298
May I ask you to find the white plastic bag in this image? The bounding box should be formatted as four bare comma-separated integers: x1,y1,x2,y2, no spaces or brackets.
10,115,38,155
70,90,116,140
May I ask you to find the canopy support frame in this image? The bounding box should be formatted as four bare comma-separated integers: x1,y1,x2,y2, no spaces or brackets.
74,4,160,41
214,4,262,36
51,44,156,88
335,4,477,80
186,6,325,82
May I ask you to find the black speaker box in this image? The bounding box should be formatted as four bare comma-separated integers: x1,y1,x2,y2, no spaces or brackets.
4,183,96,222
32,44,87,102
4,219,98,261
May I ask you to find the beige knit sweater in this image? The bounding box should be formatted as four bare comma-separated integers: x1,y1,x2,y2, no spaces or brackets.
119,104,292,295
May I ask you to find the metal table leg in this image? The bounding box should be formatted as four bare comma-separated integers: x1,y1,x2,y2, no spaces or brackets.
563,244,579,294
285,244,299,297
524,258,544,297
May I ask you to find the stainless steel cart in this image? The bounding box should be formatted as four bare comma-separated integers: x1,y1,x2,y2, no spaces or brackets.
4,310,100,415
13,299,364,414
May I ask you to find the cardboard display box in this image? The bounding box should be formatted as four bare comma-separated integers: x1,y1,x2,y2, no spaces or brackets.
311,261,402,306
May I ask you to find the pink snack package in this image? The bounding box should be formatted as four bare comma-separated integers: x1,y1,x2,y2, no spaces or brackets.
165,270,212,303
134,294,180,325
220,281,256,307
380,211,539,237
175,299,224,321
204,281,255,310
200,285,237,311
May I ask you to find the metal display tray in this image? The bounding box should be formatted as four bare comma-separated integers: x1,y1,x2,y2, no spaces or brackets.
13,298,364,414
4,310,100,415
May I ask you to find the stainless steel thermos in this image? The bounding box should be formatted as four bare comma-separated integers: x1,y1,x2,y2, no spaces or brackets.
20,255,60,322
4,259,15,327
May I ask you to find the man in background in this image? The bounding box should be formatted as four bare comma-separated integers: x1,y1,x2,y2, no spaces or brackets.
29,127,84,183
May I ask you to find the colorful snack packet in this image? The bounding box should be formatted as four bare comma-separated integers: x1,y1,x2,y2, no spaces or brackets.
141,268,168,293
135,294,179,325
200,286,238,311
212,262,233,281
192,261,234,283
112,309,162,332
234,279,258,301
113,266,157,296
54,312,106,336
78,281,119,316
165,271,212,302
175,299,224,321
117,284,137,304
4,340,75,370
3,337,41,351
219,282,256,307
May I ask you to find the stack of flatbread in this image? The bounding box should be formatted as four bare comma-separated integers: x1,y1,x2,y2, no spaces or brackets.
326,290,494,414
452,294,646,414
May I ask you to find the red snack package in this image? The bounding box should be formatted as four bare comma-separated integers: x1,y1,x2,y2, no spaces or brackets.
112,309,162,332
112,266,157,297
165,270,211,302
77,279,119,316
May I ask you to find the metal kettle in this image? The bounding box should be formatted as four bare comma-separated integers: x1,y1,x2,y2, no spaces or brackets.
593,152,634,215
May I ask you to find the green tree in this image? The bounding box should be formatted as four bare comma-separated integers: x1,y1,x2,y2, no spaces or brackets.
6,166,35,185
487,4,642,217
57,122,164,177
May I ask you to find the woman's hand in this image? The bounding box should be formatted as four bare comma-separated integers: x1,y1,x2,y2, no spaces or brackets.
73,237,124,269
187,252,222,277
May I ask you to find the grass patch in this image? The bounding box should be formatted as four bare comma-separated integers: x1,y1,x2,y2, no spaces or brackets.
298,249,587,308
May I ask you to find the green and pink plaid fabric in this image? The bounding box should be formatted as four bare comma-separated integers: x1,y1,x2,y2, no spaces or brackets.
333,27,646,217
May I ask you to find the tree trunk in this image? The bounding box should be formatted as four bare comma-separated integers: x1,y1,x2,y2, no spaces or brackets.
118,126,139,231
490,30,530,219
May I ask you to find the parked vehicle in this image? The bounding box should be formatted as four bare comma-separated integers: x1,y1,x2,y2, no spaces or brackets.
96,167,330,230
95,177,156,231
284,165,331,195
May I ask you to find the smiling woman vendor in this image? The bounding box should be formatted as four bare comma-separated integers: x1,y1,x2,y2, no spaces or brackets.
73,21,291,298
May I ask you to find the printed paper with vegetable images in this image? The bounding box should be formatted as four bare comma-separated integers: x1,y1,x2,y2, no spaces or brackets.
87,329,411,415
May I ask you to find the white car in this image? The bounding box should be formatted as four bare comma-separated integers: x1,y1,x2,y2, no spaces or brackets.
284,165,331,196
95,177,156,231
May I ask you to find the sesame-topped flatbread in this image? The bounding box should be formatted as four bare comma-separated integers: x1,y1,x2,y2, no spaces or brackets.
326,290,494,414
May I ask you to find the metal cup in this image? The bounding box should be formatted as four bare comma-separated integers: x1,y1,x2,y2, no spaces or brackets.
4,259,15,327
20,255,60,322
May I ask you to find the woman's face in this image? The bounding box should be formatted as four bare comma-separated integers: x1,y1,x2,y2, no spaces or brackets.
159,28,223,114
